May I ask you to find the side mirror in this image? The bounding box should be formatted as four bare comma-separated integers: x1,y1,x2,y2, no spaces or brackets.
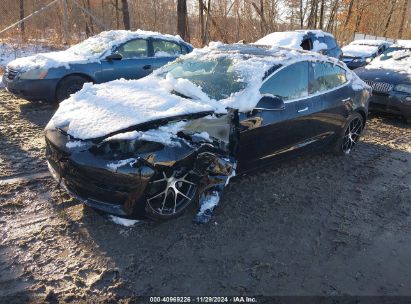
255,95,285,111
106,53,122,61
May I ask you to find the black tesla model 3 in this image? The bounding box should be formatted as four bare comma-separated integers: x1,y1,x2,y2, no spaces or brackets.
45,44,371,222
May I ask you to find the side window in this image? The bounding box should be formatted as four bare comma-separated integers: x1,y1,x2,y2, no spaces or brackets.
116,39,148,59
310,62,347,94
152,40,182,57
260,61,309,101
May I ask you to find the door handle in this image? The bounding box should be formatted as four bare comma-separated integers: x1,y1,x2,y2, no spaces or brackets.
297,107,309,113
143,64,152,70
341,97,351,103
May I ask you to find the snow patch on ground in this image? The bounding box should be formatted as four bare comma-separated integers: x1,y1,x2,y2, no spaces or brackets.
109,215,139,227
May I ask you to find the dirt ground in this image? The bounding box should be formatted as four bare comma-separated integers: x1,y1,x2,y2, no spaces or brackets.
0,89,410,303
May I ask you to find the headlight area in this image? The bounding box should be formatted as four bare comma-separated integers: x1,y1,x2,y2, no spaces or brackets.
394,84,411,95
89,139,165,160
19,68,48,80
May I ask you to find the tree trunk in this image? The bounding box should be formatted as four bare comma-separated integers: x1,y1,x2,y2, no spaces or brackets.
398,0,408,38
199,0,205,46
177,0,188,41
19,0,25,40
344,0,354,27
115,0,120,29
299,0,304,28
383,0,397,37
319,0,325,29
121,0,130,30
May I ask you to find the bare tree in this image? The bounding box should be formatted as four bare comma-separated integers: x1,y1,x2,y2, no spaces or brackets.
19,0,25,39
121,0,130,30
177,0,189,41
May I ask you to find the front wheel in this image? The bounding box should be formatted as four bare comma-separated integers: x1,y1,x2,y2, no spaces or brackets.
55,75,89,102
333,112,364,155
145,169,198,220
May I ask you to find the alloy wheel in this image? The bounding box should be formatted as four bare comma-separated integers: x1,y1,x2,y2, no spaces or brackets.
146,171,197,217
342,117,363,154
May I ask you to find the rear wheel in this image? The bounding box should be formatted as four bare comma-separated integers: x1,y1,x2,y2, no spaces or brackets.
145,169,198,220
55,75,89,102
333,112,364,155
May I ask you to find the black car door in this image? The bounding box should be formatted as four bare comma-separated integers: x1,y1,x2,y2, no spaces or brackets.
308,61,355,146
237,61,319,171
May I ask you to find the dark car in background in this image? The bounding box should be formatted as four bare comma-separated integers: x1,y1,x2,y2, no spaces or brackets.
2,30,192,102
342,39,391,69
355,41,411,123
45,44,370,222
254,30,343,59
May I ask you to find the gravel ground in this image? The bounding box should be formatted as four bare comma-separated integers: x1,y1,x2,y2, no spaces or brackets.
0,90,410,302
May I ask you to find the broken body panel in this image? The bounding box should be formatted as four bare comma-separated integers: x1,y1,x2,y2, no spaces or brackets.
46,111,238,222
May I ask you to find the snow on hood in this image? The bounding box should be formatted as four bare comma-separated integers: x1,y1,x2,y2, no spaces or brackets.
342,44,378,58
365,45,411,73
8,30,186,72
350,39,389,47
47,43,352,140
254,30,332,50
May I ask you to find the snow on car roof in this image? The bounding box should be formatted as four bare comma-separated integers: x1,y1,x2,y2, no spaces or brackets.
253,30,333,50
8,30,187,72
342,44,379,58
47,43,363,140
394,40,411,48
350,39,389,47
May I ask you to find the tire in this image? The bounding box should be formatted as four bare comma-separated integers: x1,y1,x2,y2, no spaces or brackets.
333,112,364,156
55,75,89,102
145,169,199,220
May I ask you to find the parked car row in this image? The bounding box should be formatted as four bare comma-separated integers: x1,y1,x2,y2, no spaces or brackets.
2,29,409,222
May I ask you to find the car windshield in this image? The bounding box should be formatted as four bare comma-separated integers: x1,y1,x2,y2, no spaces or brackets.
380,46,411,61
68,39,108,57
158,56,247,100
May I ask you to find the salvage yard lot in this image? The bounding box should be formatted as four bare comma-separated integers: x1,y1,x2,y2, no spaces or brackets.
0,89,410,301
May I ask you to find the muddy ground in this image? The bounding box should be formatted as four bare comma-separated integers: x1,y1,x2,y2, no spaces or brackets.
0,89,410,303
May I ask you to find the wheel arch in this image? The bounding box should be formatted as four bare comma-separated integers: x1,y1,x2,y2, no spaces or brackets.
354,107,367,126
55,73,95,98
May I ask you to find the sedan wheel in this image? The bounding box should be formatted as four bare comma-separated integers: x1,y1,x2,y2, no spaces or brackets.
145,170,198,220
334,113,364,155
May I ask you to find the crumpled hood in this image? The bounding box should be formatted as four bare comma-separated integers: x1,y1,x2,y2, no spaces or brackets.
46,75,227,140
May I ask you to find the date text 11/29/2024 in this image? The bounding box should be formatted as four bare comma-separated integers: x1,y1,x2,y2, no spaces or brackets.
149,296,257,303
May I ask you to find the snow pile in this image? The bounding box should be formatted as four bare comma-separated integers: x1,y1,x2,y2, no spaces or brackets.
109,215,139,227
0,41,55,71
107,158,138,171
7,30,187,72
254,30,332,50
396,40,411,48
47,43,358,140
351,39,389,47
365,44,411,73
342,44,378,58
104,121,187,147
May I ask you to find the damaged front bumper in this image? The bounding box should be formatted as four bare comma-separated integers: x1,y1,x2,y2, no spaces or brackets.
45,111,239,221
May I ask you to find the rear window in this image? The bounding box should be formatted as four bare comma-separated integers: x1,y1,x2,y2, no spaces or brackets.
324,36,338,49
310,62,347,94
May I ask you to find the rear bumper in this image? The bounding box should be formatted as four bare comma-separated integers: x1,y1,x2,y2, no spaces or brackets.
45,130,156,217
2,75,58,102
368,92,411,119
